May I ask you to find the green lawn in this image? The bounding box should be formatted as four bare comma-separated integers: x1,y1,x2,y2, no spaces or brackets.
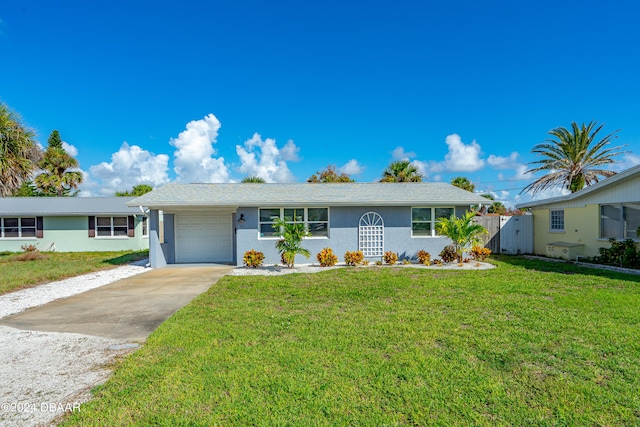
63,257,640,426
0,250,148,295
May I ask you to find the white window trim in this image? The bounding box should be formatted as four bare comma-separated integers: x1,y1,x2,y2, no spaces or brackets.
141,216,149,239
96,216,129,238
411,207,455,238
258,207,330,239
0,217,37,239
549,209,565,232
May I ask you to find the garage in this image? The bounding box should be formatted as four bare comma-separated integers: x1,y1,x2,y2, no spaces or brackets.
174,212,233,263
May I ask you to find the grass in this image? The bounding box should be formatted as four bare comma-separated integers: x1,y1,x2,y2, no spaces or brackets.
0,250,148,295
62,256,640,426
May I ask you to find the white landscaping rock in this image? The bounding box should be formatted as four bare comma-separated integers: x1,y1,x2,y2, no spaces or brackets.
0,261,149,427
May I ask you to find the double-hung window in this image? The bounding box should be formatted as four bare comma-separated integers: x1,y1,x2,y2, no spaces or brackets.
259,208,329,238
550,209,564,232
0,217,36,238
411,207,454,237
96,216,128,237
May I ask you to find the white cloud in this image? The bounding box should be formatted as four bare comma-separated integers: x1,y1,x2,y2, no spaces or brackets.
487,152,520,169
280,139,301,162
236,133,297,183
411,160,430,178
170,114,229,183
611,153,640,171
391,146,416,161
414,134,484,177
83,142,170,196
443,134,484,172
338,159,364,176
62,141,78,157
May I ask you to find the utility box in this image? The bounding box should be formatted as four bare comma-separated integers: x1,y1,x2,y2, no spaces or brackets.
546,242,585,260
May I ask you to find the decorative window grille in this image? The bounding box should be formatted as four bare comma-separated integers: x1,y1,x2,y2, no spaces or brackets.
359,212,384,258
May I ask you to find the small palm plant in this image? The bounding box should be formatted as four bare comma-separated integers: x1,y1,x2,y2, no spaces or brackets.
435,211,488,264
272,218,310,268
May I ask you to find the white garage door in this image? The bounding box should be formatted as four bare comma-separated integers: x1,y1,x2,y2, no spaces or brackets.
175,213,233,263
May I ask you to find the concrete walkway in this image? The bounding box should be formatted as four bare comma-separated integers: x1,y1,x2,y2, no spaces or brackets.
0,266,233,342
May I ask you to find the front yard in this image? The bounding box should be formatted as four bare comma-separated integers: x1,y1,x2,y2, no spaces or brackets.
63,257,639,426
0,250,148,295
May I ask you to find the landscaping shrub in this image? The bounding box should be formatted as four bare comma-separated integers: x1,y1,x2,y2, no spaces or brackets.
596,238,640,268
272,219,310,268
20,244,39,252
383,251,398,265
243,249,265,268
13,251,47,262
439,245,457,263
416,250,431,265
317,247,338,267
344,250,364,266
471,245,491,261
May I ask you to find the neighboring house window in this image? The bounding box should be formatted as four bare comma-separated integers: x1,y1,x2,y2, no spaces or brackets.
0,217,37,238
411,207,454,237
550,210,564,231
88,216,135,237
97,216,128,236
142,217,148,237
258,208,329,238
600,204,640,239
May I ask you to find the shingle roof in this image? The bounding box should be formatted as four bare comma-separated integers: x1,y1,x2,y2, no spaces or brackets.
128,183,489,208
0,197,141,216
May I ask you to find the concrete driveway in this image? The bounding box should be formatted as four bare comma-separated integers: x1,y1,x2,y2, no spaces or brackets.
0,266,233,342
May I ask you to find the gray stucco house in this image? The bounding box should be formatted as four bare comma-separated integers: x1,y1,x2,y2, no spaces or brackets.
0,197,149,253
129,183,488,267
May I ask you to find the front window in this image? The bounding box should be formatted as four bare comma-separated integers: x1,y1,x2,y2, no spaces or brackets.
259,208,329,238
411,207,454,237
550,210,564,231
97,216,128,237
1,217,36,238
142,217,148,237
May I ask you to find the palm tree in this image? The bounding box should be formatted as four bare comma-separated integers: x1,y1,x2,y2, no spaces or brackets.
241,176,266,183
522,121,626,195
435,210,487,264
0,103,41,196
380,160,422,182
451,176,475,192
35,130,84,196
272,217,310,268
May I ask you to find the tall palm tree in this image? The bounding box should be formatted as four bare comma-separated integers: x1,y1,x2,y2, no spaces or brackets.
0,103,41,196
35,130,83,196
380,160,423,182
522,121,626,195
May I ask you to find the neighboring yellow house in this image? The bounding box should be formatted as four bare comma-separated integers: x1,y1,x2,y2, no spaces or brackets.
517,164,640,260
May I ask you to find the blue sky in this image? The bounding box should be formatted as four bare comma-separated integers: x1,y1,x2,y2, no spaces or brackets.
2,1,640,205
